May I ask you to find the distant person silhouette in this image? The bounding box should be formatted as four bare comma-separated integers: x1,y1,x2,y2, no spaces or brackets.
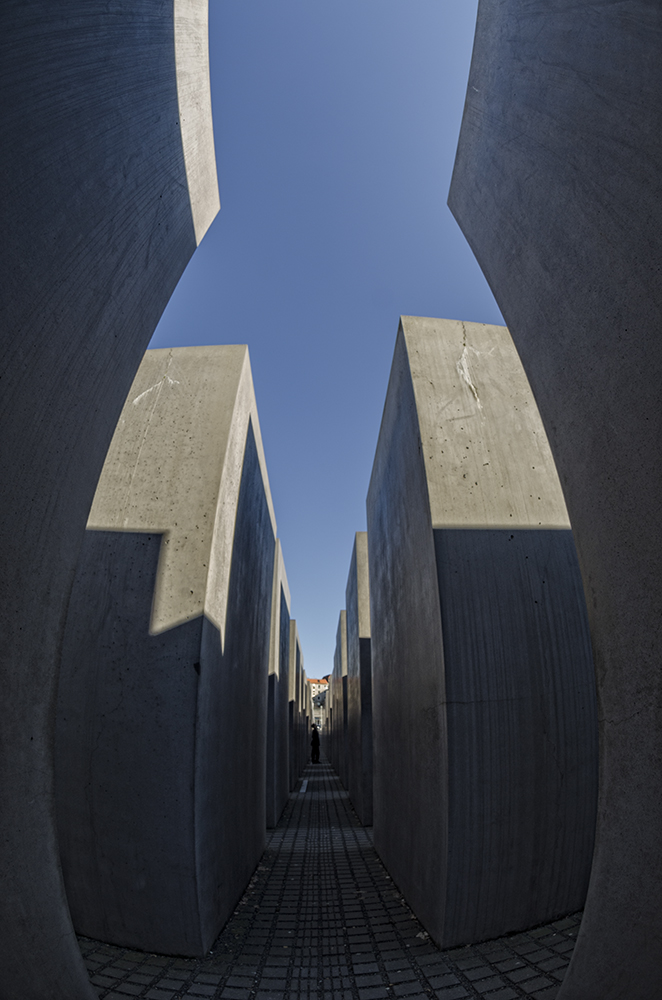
311,725,320,763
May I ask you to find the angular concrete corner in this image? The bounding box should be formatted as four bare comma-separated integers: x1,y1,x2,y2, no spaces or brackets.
266,541,292,828
0,3,218,995
449,5,662,994
345,533,373,826
55,346,275,957
367,317,597,948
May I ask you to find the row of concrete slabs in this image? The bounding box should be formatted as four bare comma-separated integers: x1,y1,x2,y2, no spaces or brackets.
55,345,311,958
330,316,598,950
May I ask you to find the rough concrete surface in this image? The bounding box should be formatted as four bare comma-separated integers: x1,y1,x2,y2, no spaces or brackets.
56,346,275,956
367,317,597,948
449,5,662,995
345,532,373,826
0,4,218,996
266,541,292,828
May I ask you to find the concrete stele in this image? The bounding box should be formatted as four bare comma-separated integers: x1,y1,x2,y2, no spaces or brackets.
268,540,291,679
345,532,373,825
448,6,662,993
266,540,292,827
57,345,276,956
367,316,597,948
88,345,276,644
0,6,219,996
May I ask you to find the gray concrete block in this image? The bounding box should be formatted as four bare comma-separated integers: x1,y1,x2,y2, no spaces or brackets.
367,317,597,948
266,542,291,828
0,3,218,994
448,6,662,994
331,611,349,786
55,346,275,956
345,533,373,826
288,622,306,789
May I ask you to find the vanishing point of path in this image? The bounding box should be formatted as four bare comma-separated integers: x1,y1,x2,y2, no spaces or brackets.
82,758,580,1000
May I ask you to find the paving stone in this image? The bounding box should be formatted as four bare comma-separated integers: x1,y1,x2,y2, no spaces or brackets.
473,976,506,993
78,758,581,1000
521,979,553,995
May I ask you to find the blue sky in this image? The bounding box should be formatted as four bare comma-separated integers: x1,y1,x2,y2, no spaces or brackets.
150,0,503,678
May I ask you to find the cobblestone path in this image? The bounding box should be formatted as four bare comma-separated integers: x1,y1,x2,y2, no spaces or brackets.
82,759,579,1000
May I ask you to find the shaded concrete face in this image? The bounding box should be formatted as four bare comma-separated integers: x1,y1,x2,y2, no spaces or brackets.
367,318,597,947
0,4,218,995
345,533,373,826
56,348,275,956
266,541,291,828
331,611,349,787
288,623,306,789
448,6,662,994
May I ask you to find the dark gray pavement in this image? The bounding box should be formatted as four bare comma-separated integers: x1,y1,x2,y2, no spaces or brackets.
81,758,580,1000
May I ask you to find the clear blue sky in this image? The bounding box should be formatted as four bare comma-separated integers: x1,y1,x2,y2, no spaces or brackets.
150,0,503,678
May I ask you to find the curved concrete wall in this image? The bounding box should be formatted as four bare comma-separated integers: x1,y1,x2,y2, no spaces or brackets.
267,541,292,827
345,532,373,826
367,317,597,947
448,4,662,994
0,4,218,995
55,347,275,956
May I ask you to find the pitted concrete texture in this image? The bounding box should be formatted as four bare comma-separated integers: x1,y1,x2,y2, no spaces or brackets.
80,759,579,1000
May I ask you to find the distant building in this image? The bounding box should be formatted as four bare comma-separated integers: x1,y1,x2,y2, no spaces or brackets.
308,678,329,731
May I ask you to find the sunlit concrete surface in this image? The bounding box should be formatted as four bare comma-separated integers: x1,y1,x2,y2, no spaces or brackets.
367,317,597,948
449,5,662,994
0,3,218,995
345,532,373,826
55,346,275,957
267,541,292,828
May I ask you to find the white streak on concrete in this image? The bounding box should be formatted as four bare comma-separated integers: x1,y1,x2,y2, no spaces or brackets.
132,375,180,406
456,344,483,411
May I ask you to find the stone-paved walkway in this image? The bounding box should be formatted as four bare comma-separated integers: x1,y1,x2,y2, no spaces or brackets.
81,759,580,1000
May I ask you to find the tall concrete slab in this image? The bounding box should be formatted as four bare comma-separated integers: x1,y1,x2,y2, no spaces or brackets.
266,542,292,828
449,6,662,993
0,4,218,995
345,533,373,825
55,346,275,956
367,317,597,948
331,611,349,786
288,622,305,789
